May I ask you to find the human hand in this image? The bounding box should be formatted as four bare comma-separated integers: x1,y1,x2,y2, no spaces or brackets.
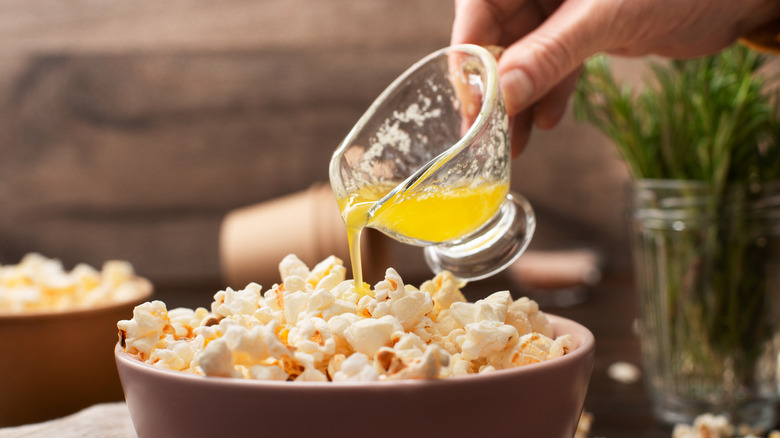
451,0,780,156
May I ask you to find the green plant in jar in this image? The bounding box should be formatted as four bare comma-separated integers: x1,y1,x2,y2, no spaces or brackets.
574,45,780,427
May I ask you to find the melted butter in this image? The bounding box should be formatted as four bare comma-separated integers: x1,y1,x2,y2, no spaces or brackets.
338,181,508,292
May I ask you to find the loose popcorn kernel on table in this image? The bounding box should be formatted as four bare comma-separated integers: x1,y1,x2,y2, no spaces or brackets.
574,411,593,438
671,413,780,438
118,254,573,381
606,361,641,384
0,253,145,313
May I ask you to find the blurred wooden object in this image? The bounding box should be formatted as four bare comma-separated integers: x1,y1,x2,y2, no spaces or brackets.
0,0,636,297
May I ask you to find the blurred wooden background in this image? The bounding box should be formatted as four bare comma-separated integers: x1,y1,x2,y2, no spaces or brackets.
0,0,635,300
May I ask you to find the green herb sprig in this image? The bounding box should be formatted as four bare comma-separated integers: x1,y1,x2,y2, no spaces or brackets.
573,45,780,190
573,45,780,420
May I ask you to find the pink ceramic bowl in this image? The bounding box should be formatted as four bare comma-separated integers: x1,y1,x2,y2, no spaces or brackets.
116,314,594,438
0,279,153,427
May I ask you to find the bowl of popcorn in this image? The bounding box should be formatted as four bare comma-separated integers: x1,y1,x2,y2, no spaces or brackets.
116,254,594,438
0,253,153,427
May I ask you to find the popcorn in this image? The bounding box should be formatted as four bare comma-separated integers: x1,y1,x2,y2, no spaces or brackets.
0,253,147,313
198,338,240,378
366,268,433,331
118,254,573,381
117,300,170,358
168,307,211,338
148,339,197,371
332,353,379,382
575,411,593,438
283,291,310,325
672,414,735,438
445,353,475,377
291,352,329,382
392,332,427,360
345,315,401,356
279,254,311,280
500,332,572,368
672,412,780,438
509,297,554,338
211,283,263,318
606,361,642,384
308,256,347,290
387,345,450,380
220,321,291,367
287,317,336,363
458,319,518,361
249,363,288,381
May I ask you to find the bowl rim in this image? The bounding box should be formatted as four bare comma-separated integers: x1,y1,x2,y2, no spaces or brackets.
0,277,154,320
115,313,594,389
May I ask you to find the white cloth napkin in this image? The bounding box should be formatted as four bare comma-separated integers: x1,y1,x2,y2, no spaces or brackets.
0,403,136,438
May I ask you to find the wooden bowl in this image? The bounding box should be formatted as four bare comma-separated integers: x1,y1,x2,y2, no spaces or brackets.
0,278,152,427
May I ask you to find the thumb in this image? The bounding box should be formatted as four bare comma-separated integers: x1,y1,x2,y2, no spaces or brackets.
498,0,609,115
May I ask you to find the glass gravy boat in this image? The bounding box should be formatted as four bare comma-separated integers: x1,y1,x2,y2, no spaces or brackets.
329,44,535,282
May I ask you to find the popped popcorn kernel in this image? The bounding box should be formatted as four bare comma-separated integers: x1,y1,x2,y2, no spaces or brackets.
672,413,734,438
386,345,450,380
503,332,560,367
458,320,518,361
332,353,379,382
118,254,573,382
211,283,263,318
249,363,288,381
279,254,310,280
117,300,170,358
308,255,347,290
148,339,197,371
671,412,780,438
345,315,400,356
509,297,554,338
575,411,593,438
421,270,467,321
606,361,641,384
198,338,239,378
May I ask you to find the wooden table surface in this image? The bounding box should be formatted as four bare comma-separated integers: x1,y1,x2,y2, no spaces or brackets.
157,270,675,438
544,273,672,437
505,272,672,438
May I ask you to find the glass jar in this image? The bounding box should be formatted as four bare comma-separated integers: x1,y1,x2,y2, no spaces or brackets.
631,179,780,430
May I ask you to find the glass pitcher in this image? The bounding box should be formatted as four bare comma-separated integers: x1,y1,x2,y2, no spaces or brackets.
329,44,535,281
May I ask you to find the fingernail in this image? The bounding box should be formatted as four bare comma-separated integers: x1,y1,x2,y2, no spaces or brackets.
500,69,535,116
